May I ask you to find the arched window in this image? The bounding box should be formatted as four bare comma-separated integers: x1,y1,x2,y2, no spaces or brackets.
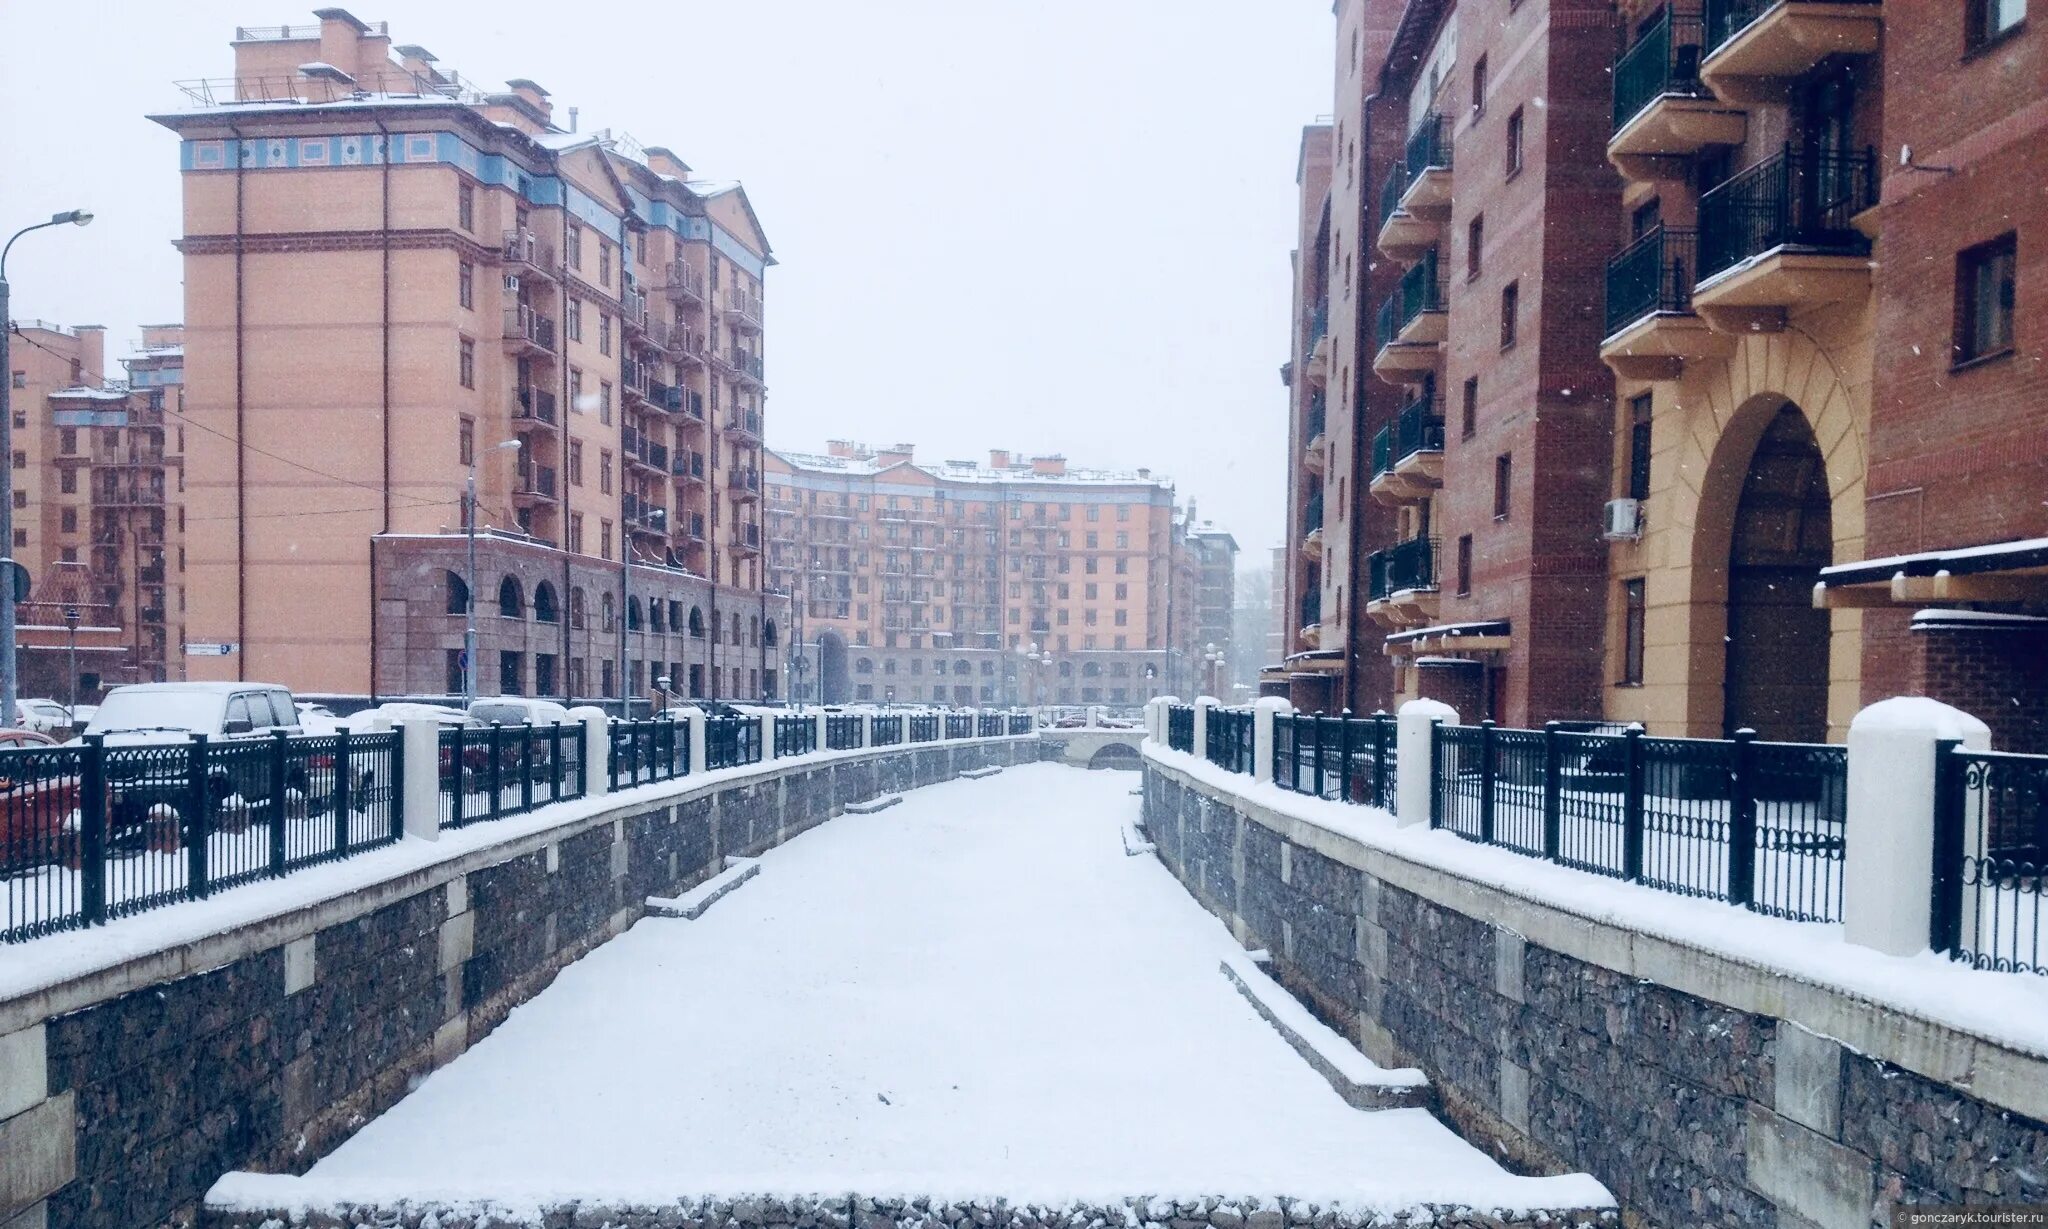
627,596,642,631
689,606,705,637
601,592,616,633
668,600,683,631
1083,661,1102,677
533,581,559,624
730,612,743,645
856,657,874,675
649,601,665,634
570,587,587,629
445,571,469,615
497,576,524,619
1058,660,1073,678
762,619,778,647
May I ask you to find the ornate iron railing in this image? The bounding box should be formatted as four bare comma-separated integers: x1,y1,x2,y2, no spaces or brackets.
1697,144,1878,281
1273,711,1397,808
1166,705,1195,753
1934,745,2048,975
1605,226,1700,336
1612,8,1709,133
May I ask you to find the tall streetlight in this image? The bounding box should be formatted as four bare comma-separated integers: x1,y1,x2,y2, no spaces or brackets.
0,209,95,720
1202,641,1227,699
463,438,522,706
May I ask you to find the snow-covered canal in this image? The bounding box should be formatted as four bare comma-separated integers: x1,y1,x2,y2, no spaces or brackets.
218,763,1603,1214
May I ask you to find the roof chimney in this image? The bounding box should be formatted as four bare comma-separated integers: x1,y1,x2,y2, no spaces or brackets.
568,106,579,133
504,78,553,123
1030,455,1067,477
642,146,692,179
989,449,1011,470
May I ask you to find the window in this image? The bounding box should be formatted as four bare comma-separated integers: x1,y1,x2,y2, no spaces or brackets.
1461,377,1479,439
60,428,76,454
600,520,613,560
1117,505,1129,521
1506,107,1525,176
1114,583,1128,600
567,299,583,342
567,225,583,270
1621,579,1647,685
458,338,476,388
598,313,612,357
1456,535,1474,597
599,449,612,493
1969,0,2027,47
1628,393,1653,501
569,441,584,486
1955,233,2017,365
1494,453,1513,520
1471,54,1487,116
1115,532,1128,548
1086,505,1100,521
569,513,584,554
1466,214,1483,279
1500,281,1519,349
599,382,613,424
458,261,474,309
459,416,475,466
59,468,76,495
569,368,583,407
599,242,612,287
59,507,76,533
458,182,474,232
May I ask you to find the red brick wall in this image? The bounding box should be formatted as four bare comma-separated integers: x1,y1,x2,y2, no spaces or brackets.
1910,626,2048,754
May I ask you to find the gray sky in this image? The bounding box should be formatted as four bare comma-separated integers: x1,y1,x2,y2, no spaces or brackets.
0,1,1330,555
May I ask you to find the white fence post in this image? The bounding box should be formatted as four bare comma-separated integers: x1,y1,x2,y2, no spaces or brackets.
571,706,610,797
1192,696,1215,759
861,712,875,748
399,719,441,840
759,711,779,761
1253,696,1292,784
1395,698,1457,827
1150,695,1180,744
815,708,829,752
1843,697,1990,957
686,709,708,774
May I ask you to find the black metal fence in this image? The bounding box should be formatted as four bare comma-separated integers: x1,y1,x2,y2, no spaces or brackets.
1431,722,1846,923
871,715,905,747
977,713,1003,738
1934,745,2048,975
704,715,761,771
909,714,940,743
1612,6,1706,133
1273,711,1396,809
774,714,817,758
608,719,689,788
1166,704,1195,753
4,731,403,944
1009,713,1033,735
827,715,864,750
1605,226,1700,337
1205,707,1256,774
442,722,588,828
1698,143,1878,282
945,714,974,740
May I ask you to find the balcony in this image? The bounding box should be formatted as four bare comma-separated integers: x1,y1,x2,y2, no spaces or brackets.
1368,390,1446,504
502,305,558,356
1371,249,1448,381
664,259,707,306
1600,226,1735,380
502,230,559,282
514,465,558,505
1397,115,1454,216
1693,144,1877,329
1700,0,1882,104
1608,8,1746,178
622,492,669,538
673,387,707,422
1297,590,1322,649
729,468,762,502
724,348,766,388
1366,536,1439,628
723,408,764,443
1302,490,1325,562
724,289,764,333
621,289,649,336
731,523,762,556
621,359,653,405
662,325,709,367
1376,162,1438,262
511,386,558,427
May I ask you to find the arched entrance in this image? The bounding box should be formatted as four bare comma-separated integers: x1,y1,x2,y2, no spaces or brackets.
1721,405,1833,741
817,630,850,705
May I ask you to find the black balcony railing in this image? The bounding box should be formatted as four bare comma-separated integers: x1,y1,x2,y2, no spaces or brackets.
1368,535,1438,600
1405,113,1452,177
1305,391,1327,440
1605,226,1700,336
1373,390,1446,477
1304,491,1324,535
514,387,558,424
1298,588,1321,630
1378,162,1410,228
1697,143,1878,280
1612,8,1708,134
1308,300,1329,349
1376,248,1446,350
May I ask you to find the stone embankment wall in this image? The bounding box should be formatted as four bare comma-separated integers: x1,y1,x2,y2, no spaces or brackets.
0,739,1038,1229
1143,753,2048,1229
205,1192,1614,1229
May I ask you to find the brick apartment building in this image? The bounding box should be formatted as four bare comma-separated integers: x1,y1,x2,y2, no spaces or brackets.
1275,0,2046,749
5,321,186,699
1187,525,1240,698
151,9,785,707
763,442,1222,707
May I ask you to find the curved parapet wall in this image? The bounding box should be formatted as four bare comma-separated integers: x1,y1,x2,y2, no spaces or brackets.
1142,747,2048,1229
0,735,1039,1229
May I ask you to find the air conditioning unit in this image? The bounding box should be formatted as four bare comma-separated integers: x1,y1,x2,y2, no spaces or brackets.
1603,497,1644,541
503,274,522,293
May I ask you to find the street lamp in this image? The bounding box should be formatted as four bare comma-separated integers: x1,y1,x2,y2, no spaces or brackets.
0,208,94,720
1203,641,1227,698
463,438,522,706
63,605,80,721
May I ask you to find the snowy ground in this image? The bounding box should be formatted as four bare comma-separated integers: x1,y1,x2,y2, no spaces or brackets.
214,763,1605,1216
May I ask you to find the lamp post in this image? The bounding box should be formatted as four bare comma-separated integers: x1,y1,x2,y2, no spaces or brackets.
1203,641,1226,699
0,209,94,721
464,438,522,706
63,605,80,721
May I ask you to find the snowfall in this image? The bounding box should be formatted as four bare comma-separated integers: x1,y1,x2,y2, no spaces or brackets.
212,763,1608,1217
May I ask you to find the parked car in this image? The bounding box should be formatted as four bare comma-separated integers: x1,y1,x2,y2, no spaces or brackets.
0,729,73,874
15,699,74,736
84,683,307,830
467,696,574,729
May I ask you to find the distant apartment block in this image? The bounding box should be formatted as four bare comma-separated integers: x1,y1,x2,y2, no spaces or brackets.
7,321,186,697
151,9,785,705
764,443,1220,706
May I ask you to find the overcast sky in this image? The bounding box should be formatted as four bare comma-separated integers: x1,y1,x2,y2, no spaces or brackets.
0,1,1330,558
